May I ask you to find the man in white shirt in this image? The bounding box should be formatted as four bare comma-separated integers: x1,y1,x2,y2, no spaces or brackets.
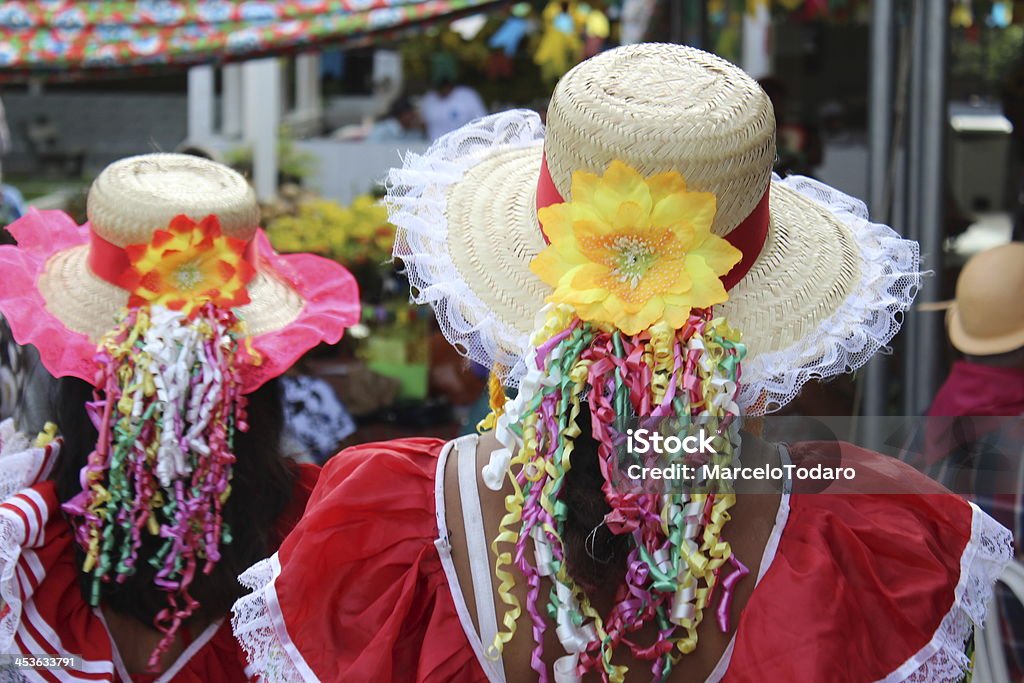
420,79,488,142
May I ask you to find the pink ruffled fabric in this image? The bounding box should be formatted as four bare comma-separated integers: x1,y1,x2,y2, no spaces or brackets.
0,209,98,383
246,229,361,392
0,209,360,393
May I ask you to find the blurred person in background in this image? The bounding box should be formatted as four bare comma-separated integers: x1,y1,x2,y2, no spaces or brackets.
912,242,1024,681
927,243,1024,420
367,95,428,143
0,100,42,431
421,52,488,142
0,96,8,182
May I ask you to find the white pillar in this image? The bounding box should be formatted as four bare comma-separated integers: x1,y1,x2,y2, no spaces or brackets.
243,58,280,201
741,5,772,80
222,64,243,138
187,65,216,142
295,53,322,117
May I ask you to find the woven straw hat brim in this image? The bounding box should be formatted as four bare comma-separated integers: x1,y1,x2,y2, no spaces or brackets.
38,242,304,343
389,107,919,413
0,154,361,394
947,305,1024,356
443,143,861,363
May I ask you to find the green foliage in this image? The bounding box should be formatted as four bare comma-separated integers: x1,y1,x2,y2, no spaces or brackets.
951,25,1024,93
225,130,318,183
265,194,394,266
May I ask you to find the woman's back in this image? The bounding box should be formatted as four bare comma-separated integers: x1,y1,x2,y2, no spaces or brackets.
444,431,782,683
233,432,1008,682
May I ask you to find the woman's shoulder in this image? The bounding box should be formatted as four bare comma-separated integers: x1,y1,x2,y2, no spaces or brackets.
322,437,451,473
0,425,105,670
285,436,454,546
310,437,451,502
0,480,100,662
0,418,60,500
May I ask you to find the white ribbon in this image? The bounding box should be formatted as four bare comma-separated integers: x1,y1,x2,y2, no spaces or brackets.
482,447,512,492
553,581,598,655
532,526,554,576
553,654,581,683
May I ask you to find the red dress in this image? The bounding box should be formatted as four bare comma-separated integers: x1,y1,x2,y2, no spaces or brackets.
233,438,1013,683
0,426,319,683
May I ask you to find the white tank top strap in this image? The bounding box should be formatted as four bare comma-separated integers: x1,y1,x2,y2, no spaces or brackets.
777,443,794,495
454,435,507,683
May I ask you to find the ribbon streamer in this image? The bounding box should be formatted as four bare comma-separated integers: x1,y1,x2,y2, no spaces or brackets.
484,304,748,682
62,302,255,670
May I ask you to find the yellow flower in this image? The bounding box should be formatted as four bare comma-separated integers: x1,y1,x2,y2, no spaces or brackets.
530,161,742,335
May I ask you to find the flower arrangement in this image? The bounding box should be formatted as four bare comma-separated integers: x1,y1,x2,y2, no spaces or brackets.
266,193,395,267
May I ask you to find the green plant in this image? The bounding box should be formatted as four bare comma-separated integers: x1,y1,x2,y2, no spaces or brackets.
225,129,318,183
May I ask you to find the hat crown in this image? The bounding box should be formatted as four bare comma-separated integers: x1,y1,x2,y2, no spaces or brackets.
544,43,776,236
955,242,1024,340
87,153,259,247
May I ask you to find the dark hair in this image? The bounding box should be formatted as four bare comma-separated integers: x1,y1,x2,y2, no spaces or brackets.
560,408,630,593
386,96,415,120
51,376,296,624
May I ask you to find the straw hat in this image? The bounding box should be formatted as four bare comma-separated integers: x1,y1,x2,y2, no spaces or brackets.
946,242,1024,355
388,44,920,413
0,153,360,391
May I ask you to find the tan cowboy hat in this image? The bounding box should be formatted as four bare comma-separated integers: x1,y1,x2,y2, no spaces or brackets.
387,44,920,413
939,242,1024,355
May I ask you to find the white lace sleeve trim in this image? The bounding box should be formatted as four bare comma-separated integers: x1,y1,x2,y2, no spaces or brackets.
0,421,60,656
0,487,53,655
0,419,58,500
232,553,319,683
877,502,1014,683
0,508,26,656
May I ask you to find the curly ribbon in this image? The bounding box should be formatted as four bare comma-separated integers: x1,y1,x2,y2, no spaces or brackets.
477,366,509,433
486,304,749,682
61,303,257,671
33,422,58,448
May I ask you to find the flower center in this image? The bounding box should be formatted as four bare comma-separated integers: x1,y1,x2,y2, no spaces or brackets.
611,235,656,289
175,261,204,291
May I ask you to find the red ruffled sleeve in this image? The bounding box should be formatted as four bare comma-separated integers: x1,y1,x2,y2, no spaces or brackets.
232,439,489,683
723,444,1013,682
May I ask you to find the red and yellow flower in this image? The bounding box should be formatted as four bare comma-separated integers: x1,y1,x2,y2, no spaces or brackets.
118,215,255,314
530,161,742,335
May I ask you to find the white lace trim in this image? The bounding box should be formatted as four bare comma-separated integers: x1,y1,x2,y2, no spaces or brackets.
739,174,921,414
0,419,56,501
387,110,543,384
0,421,59,656
0,509,26,655
232,554,317,683
385,112,921,414
878,502,1013,683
